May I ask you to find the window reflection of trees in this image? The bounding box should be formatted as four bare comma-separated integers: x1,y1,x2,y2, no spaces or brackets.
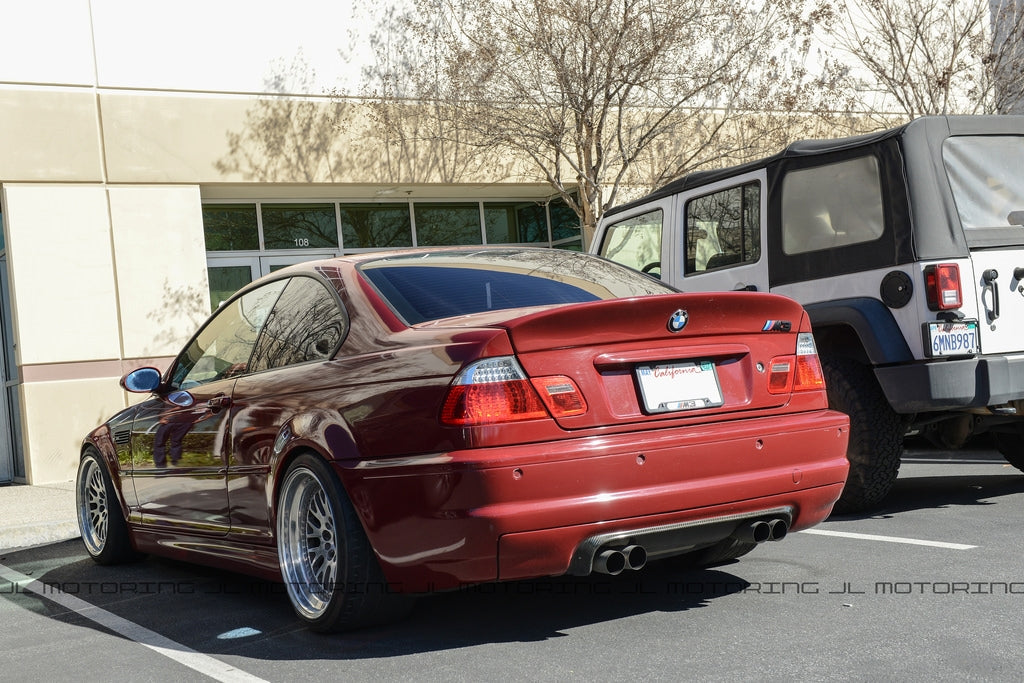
686,183,760,270
172,281,287,388
250,278,348,372
364,249,673,307
262,204,338,249
202,204,260,251
414,204,483,246
340,204,413,248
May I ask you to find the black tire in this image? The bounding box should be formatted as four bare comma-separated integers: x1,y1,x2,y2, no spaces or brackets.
821,354,906,513
276,454,412,632
76,450,141,564
991,426,1024,472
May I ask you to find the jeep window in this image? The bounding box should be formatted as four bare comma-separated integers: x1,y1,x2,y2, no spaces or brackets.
781,156,884,255
685,182,760,273
598,209,663,277
943,136,1024,230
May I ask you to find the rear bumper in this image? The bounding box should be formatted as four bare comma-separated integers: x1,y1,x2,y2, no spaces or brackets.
875,354,1024,412
338,410,849,592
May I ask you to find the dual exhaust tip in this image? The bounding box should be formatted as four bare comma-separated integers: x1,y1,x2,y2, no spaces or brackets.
732,518,789,544
593,544,647,576
590,518,789,576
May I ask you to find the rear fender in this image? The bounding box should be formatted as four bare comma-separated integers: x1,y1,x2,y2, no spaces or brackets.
267,410,366,525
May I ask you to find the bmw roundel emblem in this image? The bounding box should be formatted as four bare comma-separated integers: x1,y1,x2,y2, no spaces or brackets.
668,309,689,333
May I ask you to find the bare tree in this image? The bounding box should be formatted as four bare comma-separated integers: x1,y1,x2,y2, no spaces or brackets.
362,0,825,247
825,0,1024,119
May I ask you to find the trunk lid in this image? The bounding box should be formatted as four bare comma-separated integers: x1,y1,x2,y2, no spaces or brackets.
497,292,821,429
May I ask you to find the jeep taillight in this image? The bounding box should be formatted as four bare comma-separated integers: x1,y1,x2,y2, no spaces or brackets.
768,332,825,394
924,264,962,311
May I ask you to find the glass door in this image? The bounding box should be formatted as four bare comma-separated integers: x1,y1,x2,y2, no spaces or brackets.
0,255,18,483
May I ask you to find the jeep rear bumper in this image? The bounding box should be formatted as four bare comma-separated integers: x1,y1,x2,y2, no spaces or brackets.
875,354,1024,413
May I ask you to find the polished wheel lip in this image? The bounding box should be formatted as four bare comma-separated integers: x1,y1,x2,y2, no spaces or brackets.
278,466,339,621
77,457,108,557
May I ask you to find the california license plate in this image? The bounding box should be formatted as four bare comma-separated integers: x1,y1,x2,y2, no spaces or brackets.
925,320,978,357
636,360,724,413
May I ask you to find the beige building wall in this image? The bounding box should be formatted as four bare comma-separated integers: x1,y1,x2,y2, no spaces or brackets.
0,43,548,484
2,179,211,483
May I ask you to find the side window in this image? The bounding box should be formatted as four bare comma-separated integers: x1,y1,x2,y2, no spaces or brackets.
781,155,884,255
685,182,760,273
597,209,663,277
250,277,348,372
171,280,287,389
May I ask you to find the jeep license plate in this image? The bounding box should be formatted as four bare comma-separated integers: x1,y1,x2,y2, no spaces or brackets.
926,320,978,357
636,360,724,413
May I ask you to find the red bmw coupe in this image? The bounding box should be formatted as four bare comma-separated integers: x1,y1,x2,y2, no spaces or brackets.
77,247,849,631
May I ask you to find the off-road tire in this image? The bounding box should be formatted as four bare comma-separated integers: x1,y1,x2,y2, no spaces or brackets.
821,354,905,513
991,426,1024,472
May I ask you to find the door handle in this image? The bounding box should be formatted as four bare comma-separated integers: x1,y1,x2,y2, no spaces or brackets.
982,269,1000,322
207,395,232,412
733,283,758,292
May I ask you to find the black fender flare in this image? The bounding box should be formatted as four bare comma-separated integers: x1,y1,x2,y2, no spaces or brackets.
804,297,913,366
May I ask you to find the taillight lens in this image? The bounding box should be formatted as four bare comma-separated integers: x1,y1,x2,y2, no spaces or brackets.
531,376,588,418
768,332,825,394
924,264,962,310
441,357,585,426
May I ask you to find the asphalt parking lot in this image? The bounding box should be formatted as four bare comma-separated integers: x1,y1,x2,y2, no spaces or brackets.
2,445,1022,682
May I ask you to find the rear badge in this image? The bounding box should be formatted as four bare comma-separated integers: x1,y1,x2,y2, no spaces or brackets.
668,309,689,332
762,320,792,332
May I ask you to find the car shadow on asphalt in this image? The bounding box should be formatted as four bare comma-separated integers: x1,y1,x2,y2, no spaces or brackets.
827,468,1024,521
2,542,752,658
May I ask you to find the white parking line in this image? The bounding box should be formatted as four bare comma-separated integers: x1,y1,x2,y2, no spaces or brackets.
800,529,976,550
0,563,268,683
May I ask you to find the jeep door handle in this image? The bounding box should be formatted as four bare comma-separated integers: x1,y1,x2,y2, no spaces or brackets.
733,283,758,292
982,269,1000,321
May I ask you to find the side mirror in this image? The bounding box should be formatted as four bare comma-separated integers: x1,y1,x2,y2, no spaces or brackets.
120,367,162,393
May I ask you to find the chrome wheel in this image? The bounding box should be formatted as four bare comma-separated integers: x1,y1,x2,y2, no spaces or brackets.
77,456,109,556
278,465,339,620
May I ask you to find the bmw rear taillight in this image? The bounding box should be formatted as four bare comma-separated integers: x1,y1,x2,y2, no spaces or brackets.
924,263,962,310
441,357,587,426
768,332,825,394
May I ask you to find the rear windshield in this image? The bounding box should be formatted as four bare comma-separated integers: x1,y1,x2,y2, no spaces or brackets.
359,249,673,324
943,135,1024,230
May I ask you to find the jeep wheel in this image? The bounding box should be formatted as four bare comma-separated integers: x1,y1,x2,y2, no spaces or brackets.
821,355,905,513
991,426,1024,472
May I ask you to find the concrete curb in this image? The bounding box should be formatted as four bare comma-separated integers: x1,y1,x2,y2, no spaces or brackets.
0,482,80,553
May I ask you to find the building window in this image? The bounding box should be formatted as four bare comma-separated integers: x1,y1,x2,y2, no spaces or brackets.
261,204,338,249
208,265,255,309
202,204,259,251
484,202,548,244
550,198,583,249
203,195,583,305
339,203,413,249
414,203,482,246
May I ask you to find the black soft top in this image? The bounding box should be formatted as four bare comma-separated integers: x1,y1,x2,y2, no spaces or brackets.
607,116,1024,258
